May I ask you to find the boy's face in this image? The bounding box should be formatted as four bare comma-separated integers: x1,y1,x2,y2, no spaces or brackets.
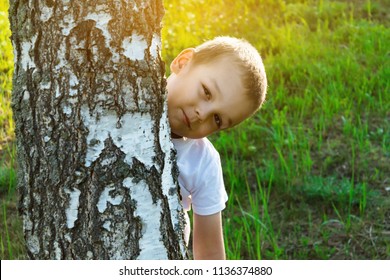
166,49,253,139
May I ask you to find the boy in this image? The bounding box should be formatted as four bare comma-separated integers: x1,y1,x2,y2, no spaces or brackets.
166,37,267,259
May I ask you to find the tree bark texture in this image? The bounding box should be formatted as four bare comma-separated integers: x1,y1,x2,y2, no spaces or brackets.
9,0,187,259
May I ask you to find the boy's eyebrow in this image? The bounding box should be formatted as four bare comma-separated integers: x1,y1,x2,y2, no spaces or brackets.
210,77,221,97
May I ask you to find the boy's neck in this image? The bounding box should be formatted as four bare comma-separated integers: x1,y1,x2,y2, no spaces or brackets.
171,132,184,139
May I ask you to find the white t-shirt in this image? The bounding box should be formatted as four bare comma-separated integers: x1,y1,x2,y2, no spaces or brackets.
172,137,228,243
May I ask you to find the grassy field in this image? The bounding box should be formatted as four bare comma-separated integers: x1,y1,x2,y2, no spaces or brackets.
1,0,23,260
1,0,389,259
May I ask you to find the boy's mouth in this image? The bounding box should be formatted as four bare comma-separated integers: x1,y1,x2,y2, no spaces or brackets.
182,109,191,129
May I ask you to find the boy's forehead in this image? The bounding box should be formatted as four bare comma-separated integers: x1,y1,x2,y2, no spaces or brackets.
209,58,245,94
194,54,239,69
196,56,242,82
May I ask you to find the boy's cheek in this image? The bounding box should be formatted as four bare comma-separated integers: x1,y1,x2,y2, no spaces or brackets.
167,112,177,131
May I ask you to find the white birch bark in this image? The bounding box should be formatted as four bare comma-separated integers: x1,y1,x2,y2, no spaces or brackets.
10,0,187,260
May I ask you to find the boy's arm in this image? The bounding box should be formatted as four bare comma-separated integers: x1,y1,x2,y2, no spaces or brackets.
192,212,226,260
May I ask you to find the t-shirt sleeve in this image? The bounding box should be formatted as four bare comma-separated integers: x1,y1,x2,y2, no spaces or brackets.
190,147,228,216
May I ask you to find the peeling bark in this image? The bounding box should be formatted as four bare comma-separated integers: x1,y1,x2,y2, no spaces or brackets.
10,0,187,260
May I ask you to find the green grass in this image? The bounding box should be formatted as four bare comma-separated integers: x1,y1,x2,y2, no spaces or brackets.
1,0,389,259
163,0,389,259
1,0,25,260
0,0,13,142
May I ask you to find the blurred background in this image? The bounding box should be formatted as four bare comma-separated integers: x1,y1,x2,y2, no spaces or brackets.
1,0,389,259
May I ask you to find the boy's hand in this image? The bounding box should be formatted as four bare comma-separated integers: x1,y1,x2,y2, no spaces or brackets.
193,212,226,260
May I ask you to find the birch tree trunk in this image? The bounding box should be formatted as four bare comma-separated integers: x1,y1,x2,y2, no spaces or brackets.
9,0,187,259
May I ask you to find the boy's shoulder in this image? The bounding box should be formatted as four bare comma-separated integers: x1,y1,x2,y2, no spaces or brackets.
172,137,222,174
172,137,219,160
173,137,227,216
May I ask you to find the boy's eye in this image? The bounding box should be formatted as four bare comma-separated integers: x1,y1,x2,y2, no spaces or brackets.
202,85,211,99
202,84,222,128
214,114,222,128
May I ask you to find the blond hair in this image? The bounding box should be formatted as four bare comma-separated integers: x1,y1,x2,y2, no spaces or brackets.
191,36,267,114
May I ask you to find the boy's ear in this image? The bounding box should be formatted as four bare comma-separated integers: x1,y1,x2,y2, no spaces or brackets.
170,48,195,74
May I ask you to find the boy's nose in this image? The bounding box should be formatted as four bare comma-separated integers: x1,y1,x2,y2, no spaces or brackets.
195,103,211,123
